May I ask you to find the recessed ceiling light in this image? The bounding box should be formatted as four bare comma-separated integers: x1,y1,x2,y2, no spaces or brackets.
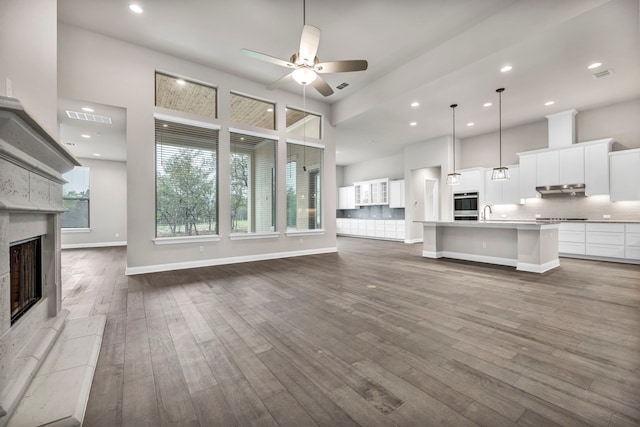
483,102,492,107
93,153,101,157
81,107,94,112
176,79,186,85
409,122,417,126
81,134,91,138
500,65,513,72
545,101,555,106
267,108,273,112
588,62,602,69
162,123,168,128
466,122,474,127
129,4,143,13
411,102,420,108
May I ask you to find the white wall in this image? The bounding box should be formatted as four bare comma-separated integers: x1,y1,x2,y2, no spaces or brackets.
58,24,336,274
0,0,58,137
341,152,404,185
577,98,640,150
61,158,127,248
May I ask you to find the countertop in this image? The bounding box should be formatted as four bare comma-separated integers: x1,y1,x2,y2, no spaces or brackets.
416,220,559,230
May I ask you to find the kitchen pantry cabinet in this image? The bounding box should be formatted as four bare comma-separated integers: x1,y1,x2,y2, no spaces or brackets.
336,218,405,241
354,178,389,206
389,180,405,208
609,149,640,201
337,186,356,210
484,166,521,205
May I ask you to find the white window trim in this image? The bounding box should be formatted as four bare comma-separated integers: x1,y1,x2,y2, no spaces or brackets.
286,139,325,149
153,235,221,245
62,228,91,233
153,112,221,130
229,232,280,241
229,127,279,141
286,229,326,237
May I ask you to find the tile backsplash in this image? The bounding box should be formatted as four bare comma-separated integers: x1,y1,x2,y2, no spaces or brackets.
337,205,405,220
487,195,640,221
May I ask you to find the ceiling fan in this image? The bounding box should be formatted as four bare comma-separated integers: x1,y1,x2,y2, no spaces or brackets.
240,1,368,97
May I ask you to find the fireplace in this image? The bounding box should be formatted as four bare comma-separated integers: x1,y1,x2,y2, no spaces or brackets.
10,237,43,325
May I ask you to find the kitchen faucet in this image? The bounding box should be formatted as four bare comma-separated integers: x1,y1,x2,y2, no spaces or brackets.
482,204,493,220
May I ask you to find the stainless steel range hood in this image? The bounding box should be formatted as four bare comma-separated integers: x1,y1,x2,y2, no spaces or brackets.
536,183,586,196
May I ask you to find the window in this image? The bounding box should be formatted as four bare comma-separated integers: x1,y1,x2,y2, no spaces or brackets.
61,167,90,228
286,142,323,230
155,72,217,119
230,131,276,233
155,118,219,237
230,93,276,130
286,107,321,139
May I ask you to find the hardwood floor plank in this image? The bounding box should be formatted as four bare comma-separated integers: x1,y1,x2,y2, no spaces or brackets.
190,385,239,427
122,375,160,427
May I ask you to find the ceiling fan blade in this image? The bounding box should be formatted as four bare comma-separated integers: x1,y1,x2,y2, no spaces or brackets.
298,25,320,64
311,75,334,97
315,60,368,73
240,48,294,68
266,73,294,90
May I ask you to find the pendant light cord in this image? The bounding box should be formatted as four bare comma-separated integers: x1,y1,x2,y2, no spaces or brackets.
303,84,307,171
497,88,504,168
450,104,457,173
303,0,306,25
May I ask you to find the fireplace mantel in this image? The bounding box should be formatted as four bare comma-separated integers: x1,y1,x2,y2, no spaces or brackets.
0,96,81,423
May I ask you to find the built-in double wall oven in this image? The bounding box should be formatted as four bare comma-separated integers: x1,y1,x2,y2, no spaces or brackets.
453,192,479,221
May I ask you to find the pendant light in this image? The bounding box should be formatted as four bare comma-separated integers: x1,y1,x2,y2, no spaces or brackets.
446,103,461,185
491,87,510,181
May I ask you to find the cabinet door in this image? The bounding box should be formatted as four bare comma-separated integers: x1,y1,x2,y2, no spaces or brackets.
518,154,537,199
536,151,559,186
379,180,389,204
354,184,362,205
459,170,482,192
585,143,610,195
502,166,521,204
484,169,501,205
559,146,584,185
610,151,640,201
389,180,405,208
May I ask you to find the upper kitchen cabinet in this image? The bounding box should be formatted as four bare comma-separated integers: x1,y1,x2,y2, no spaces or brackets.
558,146,584,184
455,168,484,193
610,149,640,201
485,166,521,205
354,178,389,206
518,153,537,199
338,186,356,210
584,139,613,196
389,179,405,208
536,151,560,186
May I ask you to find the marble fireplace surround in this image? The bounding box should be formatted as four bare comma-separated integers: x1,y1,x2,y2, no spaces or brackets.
0,97,80,422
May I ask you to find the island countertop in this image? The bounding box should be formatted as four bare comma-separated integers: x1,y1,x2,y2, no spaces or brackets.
419,220,559,273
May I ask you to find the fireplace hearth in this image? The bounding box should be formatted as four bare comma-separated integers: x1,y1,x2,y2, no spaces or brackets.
10,237,43,325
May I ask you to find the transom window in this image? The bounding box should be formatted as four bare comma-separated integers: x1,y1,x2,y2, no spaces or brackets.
230,93,276,130
155,72,217,119
286,107,321,139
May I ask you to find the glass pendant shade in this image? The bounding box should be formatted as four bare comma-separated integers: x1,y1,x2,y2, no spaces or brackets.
446,173,462,185
491,167,510,181
292,68,317,85
491,88,510,181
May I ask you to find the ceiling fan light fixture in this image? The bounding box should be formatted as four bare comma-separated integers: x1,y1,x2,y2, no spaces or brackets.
292,68,317,85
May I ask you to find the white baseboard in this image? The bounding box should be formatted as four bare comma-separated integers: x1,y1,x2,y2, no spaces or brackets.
406,238,423,244
62,241,127,249
125,246,338,276
421,250,442,258
517,259,560,273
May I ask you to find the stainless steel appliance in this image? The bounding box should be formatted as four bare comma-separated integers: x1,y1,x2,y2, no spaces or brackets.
453,192,479,221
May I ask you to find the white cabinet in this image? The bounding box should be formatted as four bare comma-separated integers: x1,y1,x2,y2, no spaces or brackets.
558,146,584,184
610,149,640,201
389,180,405,208
586,223,625,258
338,186,355,210
626,224,640,260
457,169,483,193
536,151,559,186
584,140,613,195
336,218,405,241
484,166,521,205
354,178,389,206
558,222,586,255
518,154,537,199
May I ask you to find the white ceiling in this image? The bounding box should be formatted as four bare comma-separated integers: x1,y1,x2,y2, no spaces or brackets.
57,0,640,165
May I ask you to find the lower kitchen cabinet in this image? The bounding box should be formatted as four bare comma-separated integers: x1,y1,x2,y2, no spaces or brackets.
558,223,585,255
336,218,405,241
626,224,640,260
558,222,639,263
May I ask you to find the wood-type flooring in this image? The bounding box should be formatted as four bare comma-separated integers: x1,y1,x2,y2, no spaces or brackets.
61,237,640,427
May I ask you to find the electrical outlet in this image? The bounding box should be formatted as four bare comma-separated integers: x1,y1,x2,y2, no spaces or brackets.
603,214,611,219
482,242,487,249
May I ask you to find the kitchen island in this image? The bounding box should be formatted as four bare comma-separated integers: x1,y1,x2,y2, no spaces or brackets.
419,220,560,273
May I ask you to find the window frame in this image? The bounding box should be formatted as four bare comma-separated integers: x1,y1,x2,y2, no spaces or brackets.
230,91,277,131
61,166,91,230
